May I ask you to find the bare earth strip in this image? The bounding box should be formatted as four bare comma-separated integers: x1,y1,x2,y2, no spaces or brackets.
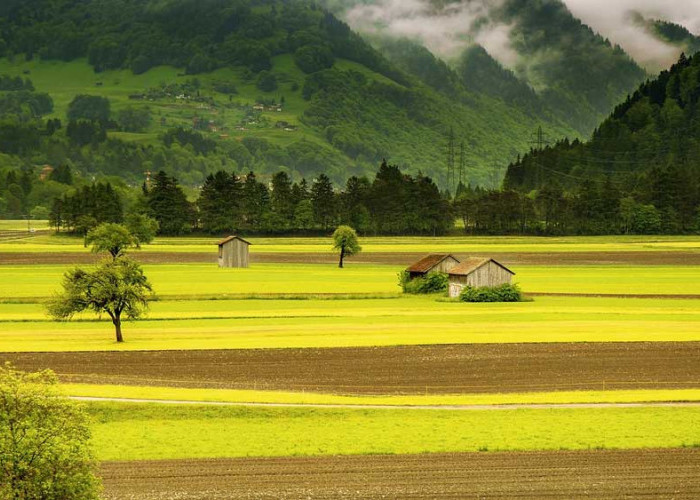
4,342,699,394
3,250,700,266
100,449,700,499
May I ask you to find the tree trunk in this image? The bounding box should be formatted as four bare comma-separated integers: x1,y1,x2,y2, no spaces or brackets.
339,246,345,268
113,315,124,343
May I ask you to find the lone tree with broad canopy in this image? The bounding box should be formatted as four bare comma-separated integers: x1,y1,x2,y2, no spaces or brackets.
332,225,361,268
0,364,101,499
85,222,137,259
48,258,153,343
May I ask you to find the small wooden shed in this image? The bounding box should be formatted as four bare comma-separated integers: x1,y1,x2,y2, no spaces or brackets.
406,254,460,280
448,258,515,298
217,235,251,268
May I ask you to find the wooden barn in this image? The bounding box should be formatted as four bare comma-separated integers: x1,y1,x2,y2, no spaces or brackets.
447,258,515,298
406,254,460,280
217,235,251,268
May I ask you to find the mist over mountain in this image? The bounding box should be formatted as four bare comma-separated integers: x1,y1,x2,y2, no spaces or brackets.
323,0,649,136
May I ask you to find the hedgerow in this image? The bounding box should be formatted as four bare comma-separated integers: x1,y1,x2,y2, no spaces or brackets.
459,283,522,303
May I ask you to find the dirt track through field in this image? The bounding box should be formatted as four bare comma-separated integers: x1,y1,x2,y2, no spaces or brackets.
2,250,700,265
4,342,699,394
69,396,700,410
100,449,700,499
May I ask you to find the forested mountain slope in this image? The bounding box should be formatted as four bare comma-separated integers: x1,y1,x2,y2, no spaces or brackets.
325,0,648,137
0,0,563,190
504,53,700,231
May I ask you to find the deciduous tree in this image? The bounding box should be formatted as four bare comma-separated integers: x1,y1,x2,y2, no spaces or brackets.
332,225,361,268
0,365,101,500
48,258,153,343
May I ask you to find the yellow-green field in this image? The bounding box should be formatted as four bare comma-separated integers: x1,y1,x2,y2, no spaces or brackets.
2,232,700,253
88,403,700,461
2,234,700,465
2,263,700,300
2,296,698,352
63,384,700,407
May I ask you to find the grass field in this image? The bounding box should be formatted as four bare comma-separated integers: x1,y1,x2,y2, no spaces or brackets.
87,403,700,461
2,296,699,352
0,220,50,232
2,263,700,300
3,234,700,486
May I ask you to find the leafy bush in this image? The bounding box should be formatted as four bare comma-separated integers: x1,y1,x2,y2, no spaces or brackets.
459,283,522,303
398,271,449,294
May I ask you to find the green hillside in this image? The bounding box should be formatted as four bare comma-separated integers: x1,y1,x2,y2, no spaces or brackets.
0,0,569,190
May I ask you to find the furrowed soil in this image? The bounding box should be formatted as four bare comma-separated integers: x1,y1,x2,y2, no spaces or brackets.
100,449,700,499
4,342,699,394
2,251,700,265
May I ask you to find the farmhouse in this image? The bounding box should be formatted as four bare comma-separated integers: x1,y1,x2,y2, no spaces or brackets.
447,258,515,298
217,235,251,268
406,254,460,280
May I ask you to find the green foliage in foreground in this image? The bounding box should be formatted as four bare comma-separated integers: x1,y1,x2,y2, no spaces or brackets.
460,283,523,303
87,403,700,461
398,271,449,295
0,366,100,499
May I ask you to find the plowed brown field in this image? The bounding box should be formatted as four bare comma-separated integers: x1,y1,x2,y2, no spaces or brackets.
2,250,700,265
100,449,700,499
4,342,699,394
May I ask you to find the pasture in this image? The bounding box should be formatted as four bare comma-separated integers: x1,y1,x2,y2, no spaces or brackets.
1,233,699,495
2,296,700,352
88,403,700,461
2,263,700,300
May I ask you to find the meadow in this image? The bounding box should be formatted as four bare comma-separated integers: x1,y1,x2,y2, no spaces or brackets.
2,263,700,300
2,296,699,352
87,403,700,461
2,233,700,253
64,384,700,406
2,233,700,479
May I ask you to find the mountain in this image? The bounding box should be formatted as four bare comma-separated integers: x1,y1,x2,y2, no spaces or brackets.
641,18,700,56
0,0,570,191
504,53,700,231
323,0,649,137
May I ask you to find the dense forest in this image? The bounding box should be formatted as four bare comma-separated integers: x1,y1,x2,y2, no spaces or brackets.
34,161,452,236
501,53,700,234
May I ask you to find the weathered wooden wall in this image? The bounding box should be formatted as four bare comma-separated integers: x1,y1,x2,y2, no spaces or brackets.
433,256,460,274
218,239,250,268
448,262,513,298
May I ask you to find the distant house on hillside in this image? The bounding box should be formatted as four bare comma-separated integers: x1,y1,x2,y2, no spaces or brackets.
406,254,460,280
217,235,251,268
447,258,515,298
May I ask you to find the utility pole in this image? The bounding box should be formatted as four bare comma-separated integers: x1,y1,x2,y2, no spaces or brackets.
529,126,550,187
459,141,465,188
446,127,455,194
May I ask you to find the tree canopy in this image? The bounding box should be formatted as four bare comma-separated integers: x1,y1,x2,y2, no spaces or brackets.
332,225,361,268
47,258,153,343
0,365,101,500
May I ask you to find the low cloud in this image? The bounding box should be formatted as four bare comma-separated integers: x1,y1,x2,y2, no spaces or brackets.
562,0,700,71
344,0,512,62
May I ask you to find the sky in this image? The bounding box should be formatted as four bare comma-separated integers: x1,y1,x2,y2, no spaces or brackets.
339,0,700,72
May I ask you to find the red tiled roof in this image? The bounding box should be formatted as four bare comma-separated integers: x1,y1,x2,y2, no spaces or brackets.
406,254,458,273
216,235,252,246
448,258,515,276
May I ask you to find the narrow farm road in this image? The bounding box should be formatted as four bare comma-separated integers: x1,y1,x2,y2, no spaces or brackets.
69,396,700,411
